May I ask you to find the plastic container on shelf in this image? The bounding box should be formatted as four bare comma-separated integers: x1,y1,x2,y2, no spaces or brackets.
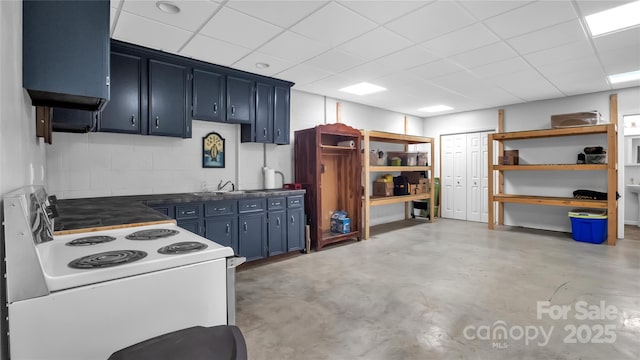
568,209,607,244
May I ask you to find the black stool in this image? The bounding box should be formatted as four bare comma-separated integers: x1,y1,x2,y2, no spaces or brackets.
108,325,247,360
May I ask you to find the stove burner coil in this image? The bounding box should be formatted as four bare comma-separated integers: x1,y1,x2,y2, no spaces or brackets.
68,250,147,269
158,242,208,255
66,235,116,246
125,228,179,240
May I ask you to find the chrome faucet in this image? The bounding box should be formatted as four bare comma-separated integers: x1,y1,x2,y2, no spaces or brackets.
218,180,235,192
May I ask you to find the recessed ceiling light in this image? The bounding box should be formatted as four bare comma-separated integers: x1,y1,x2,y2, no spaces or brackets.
608,70,640,84
339,82,387,96
585,1,640,36
418,105,453,113
255,63,270,69
156,1,180,14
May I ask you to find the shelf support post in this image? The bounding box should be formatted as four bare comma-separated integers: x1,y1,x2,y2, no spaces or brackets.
497,109,505,225
608,94,618,245
363,130,371,240
488,133,495,229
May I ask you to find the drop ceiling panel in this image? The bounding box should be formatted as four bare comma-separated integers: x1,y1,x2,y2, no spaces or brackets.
113,11,193,53
276,64,334,86
450,42,518,69
336,27,413,61
342,62,399,82
225,0,327,28
231,52,296,77
421,23,499,58
199,7,283,49
180,35,251,66
408,60,467,80
289,2,377,47
488,69,563,101
599,48,640,75
507,20,589,55
121,0,220,32
457,0,533,20
303,49,366,73
538,56,605,78
372,46,440,72
258,31,331,63
484,1,578,39
429,72,522,106
524,40,595,68
470,57,532,79
550,74,610,96
593,27,640,53
385,1,476,43
338,1,429,24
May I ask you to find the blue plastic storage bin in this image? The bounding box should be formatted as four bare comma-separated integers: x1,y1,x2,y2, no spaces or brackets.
568,209,607,244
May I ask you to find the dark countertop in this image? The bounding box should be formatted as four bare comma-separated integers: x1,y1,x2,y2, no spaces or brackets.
55,189,306,234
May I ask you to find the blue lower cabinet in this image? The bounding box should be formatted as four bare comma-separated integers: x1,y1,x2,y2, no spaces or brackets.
239,213,267,261
205,216,238,254
177,219,204,237
287,208,304,252
268,210,286,256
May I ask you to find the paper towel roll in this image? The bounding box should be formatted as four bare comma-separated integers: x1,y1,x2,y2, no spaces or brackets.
337,140,355,148
263,167,276,189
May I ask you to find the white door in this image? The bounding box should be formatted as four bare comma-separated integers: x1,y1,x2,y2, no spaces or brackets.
441,135,455,219
467,133,482,222
481,132,491,223
453,134,467,220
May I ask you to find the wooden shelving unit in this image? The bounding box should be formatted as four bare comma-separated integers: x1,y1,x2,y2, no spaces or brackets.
361,130,435,239
295,123,362,250
488,96,619,245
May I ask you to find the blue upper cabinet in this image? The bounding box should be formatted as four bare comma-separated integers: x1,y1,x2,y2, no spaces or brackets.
148,59,189,137
226,76,254,124
274,85,291,145
23,0,110,111
253,83,274,143
192,68,225,122
99,51,143,134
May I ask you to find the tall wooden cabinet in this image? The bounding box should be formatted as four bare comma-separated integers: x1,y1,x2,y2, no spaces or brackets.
295,124,362,250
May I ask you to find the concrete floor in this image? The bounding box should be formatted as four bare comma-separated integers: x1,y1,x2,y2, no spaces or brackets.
236,219,640,360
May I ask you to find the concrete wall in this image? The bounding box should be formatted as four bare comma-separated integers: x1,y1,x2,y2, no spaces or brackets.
424,87,640,236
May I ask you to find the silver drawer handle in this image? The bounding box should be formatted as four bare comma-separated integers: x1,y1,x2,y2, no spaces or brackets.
263,128,267,136
291,215,295,224
155,116,159,128
273,202,281,206
243,222,247,231
231,106,235,115
213,207,226,211
213,103,218,113
131,114,136,126
277,129,281,137
226,223,230,234
249,204,257,208
276,217,280,226
184,210,196,215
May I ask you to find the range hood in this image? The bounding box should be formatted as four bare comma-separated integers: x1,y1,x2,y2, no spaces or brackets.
23,0,110,111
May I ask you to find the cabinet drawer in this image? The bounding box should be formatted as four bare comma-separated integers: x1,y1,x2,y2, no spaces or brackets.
238,198,266,213
176,203,202,220
287,195,304,208
267,197,285,210
205,200,236,217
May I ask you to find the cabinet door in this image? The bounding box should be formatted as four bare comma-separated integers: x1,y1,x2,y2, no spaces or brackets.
239,213,266,261
287,208,304,252
254,83,273,143
99,51,142,133
268,210,286,256
206,216,238,254
226,76,254,124
52,108,99,132
192,68,225,122
273,86,290,145
149,59,188,137
177,219,204,237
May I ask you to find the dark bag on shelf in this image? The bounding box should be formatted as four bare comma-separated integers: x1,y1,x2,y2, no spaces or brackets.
393,176,409,196
573,190,607,200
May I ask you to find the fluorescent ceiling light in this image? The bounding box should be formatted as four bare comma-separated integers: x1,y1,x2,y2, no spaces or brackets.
585,1,640,36
418,105,453,113
339,82,387,96
608,70,640,84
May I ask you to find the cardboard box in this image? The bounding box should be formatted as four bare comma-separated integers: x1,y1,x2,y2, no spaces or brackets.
401,171,422,184
373,181,394,196
551,111,604,128
330,210,351,234
502,150,519,165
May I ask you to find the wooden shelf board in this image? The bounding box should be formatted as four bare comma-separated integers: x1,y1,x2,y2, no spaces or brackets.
492,164,608,171
370,193,430,206
361,130,433,145
321,230,359,242
491,124,613,141
492,194,608,208
369,165,432,172
320,144,356,150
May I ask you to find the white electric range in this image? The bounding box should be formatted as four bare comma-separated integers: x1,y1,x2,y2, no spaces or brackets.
3,186,242,360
